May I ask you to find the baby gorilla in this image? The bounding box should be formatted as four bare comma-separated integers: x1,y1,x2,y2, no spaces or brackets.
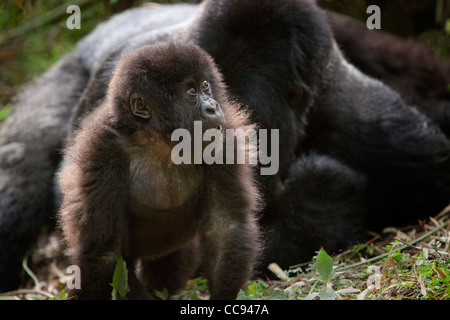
57,42,261,300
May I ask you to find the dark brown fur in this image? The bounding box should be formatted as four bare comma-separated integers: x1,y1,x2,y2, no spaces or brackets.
57,42,261,300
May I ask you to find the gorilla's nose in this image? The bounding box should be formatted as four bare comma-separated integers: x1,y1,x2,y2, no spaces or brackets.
201,99,226,130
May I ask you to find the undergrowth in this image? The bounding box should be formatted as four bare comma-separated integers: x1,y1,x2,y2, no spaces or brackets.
1,206,448,300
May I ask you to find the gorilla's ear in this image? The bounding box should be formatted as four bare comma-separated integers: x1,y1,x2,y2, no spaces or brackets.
130,93,151,119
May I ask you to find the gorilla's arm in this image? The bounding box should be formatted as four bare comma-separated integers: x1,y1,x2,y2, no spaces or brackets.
57,123,153,300
305,49,450,227
327,12,450,137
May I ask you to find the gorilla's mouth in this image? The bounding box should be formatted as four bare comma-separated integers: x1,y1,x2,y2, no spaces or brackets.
210,125,223,132
201,124,223,132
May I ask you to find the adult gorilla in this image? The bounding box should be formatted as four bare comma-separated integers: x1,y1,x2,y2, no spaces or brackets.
1,0,449,291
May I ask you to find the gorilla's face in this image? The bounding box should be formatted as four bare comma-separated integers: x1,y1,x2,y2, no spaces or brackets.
110,43,228,141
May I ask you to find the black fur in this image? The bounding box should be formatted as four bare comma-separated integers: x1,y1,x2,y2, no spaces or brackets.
328,12,450,137
0,55,89,291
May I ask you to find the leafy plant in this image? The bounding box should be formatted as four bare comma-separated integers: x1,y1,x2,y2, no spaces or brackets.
238,279,290,300
154,287,170,300
414,241,450,300
110,256,130,300
169,277,210,300
360,236,450,300
304,248,359,300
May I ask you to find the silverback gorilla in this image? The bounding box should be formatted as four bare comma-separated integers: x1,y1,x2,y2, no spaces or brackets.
1,0,450,293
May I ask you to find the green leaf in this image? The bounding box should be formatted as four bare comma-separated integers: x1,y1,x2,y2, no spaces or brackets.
154,288,169,300
393,251,403,263
48,289,66,300
268,289,288,300
303,292,319,300
0,105,10,121
237,289,250,300
316,248,334,283
319,285,337,300
110,256,130,300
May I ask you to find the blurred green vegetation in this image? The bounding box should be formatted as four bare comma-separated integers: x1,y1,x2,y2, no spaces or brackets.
418,27,450,60
1,0,109,105
0,0,191,107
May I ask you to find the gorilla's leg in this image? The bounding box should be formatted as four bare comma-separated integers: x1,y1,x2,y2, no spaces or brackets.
0,55,89,291
260,154,368,270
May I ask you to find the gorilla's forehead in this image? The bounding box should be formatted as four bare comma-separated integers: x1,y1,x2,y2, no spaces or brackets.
121,43,213,83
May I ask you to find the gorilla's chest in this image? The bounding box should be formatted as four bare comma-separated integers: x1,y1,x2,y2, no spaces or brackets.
126,155,204,258
128,153,203,212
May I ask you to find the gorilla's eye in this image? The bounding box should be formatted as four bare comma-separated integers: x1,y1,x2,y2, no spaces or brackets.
202,80,210,91
187,87,198,96
130,93,151,119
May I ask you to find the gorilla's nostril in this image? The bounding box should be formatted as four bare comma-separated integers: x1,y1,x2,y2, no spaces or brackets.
202,101,218,118
205,106,216,115
199,98,225,129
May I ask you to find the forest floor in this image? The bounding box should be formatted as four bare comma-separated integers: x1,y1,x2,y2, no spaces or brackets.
0,204,449,301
